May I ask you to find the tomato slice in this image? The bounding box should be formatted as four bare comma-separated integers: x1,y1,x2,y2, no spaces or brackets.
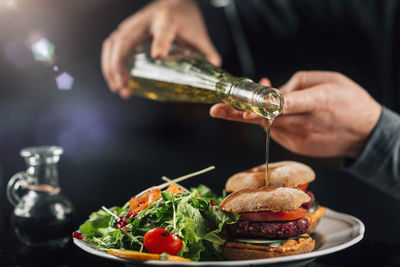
239,207,307,222
297,183,309,192
143,228,183,255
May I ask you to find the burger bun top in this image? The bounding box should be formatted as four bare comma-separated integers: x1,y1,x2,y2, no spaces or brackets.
225,161,315,192
219,186,311,213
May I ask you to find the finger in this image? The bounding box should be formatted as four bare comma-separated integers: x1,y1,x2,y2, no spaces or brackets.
101,38,116,92
178,21,221,67
209,104,265,126
259,78,272,87
272,114,308,128
280,71,338,93
109,36,140,92
150,8,178,58
280,85,324,115
270,126,301,150
108,25,149,93
119,88,132,99
183,35,222,67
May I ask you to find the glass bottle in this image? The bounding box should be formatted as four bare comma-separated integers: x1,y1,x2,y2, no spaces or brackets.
7,146,74,248
127,42,284,120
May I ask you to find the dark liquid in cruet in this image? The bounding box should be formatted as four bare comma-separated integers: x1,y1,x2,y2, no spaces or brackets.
12,213,74,247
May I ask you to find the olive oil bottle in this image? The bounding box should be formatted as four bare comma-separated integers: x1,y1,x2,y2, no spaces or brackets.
127,42,284,120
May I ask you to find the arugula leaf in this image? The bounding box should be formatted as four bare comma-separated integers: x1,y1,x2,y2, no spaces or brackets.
191,184,225,205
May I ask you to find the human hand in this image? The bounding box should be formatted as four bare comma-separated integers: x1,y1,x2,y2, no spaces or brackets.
210,71,382,158
101,0,221,99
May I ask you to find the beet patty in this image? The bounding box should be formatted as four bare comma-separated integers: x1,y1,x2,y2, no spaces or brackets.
227,217,310,239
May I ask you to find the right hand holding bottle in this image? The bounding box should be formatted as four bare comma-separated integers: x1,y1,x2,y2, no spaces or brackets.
101,0,221,99
210,71,382,159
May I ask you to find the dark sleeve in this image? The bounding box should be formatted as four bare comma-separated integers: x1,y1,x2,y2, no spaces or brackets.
196,0,235,62
343,107,400,200
233,0,390,39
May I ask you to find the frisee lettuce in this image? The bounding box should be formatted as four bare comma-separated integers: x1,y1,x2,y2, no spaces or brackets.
78,185,239,261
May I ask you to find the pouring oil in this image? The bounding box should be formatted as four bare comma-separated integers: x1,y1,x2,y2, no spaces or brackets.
265,119,272,185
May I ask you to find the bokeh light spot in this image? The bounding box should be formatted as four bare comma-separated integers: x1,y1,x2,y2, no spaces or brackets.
56,72,74,90
31,38,55,63
53,65,59,72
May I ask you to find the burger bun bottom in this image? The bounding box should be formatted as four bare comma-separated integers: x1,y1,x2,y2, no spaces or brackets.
223,236,315,260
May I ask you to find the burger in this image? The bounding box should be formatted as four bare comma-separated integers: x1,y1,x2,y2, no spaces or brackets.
225,161,326,233
219,186,315,260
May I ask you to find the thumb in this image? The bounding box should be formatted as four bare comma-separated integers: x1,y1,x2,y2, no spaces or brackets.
281,71,338,93
281,86,323,115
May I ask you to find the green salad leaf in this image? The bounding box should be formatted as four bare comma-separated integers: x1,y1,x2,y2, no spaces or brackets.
78,185,239,261
79,210,111,236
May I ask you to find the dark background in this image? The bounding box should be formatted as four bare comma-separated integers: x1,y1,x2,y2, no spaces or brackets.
0,0,399,251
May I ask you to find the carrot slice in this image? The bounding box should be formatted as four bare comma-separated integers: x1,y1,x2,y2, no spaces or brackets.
166,184,184,195
108,249,191,262
129,189,162,211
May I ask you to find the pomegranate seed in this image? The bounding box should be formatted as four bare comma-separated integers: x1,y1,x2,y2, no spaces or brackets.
117,221,127,229
210,200,216,206
127,210,137,219
138,201,145,206
122,226,130,232
117,216,128,229
72,231,84,240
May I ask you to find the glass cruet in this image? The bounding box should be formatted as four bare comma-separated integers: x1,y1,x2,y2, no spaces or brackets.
7,146,75,247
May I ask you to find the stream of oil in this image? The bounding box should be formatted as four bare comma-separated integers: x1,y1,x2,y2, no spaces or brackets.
265,119,272,185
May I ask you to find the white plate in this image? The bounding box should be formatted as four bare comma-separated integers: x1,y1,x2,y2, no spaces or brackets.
74,208,364,266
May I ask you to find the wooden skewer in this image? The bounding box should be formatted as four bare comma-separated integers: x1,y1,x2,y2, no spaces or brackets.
161,176,190,193
135,166,215,197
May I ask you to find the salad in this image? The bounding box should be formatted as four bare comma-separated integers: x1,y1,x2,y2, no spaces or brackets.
74,183,239,262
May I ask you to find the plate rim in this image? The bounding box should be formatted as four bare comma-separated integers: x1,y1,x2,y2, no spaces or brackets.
74,207,365,266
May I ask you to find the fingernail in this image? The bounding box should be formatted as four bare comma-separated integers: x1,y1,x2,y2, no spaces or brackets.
243,112,257,119
208,56,222,67
211,108,225,118
152,46,164,58
120,89,132,99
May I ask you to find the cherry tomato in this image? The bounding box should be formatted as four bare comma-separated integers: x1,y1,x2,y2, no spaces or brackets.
297,183,309,192
239,207,307,222
143,228,183,255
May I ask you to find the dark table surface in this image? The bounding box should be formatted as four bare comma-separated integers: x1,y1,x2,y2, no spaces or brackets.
1,230,400,267
2,168,400,267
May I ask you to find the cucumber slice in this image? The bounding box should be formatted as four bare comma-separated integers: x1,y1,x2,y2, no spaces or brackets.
233,235,311,248
307,202,319,213
234,239,285,247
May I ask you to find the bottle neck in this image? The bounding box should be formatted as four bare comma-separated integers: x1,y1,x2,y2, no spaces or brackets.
216,77,284,120
26,163,59,188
